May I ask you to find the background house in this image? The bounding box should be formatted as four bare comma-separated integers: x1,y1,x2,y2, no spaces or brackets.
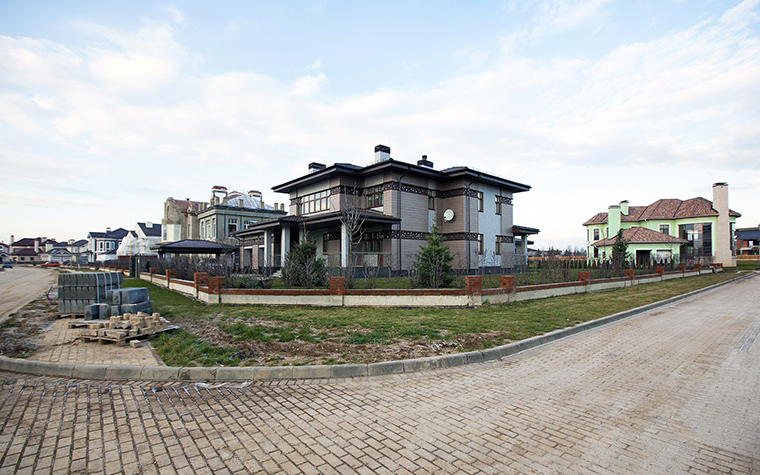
0,242,9,263
9,237,55,264
87,228,129,262
161,197,205,242
234,144,536,274
584,183,740,266
117,222,163,258
735,226,760,255
196,187,286,246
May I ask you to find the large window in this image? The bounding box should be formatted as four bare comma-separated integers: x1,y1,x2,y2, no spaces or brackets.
428,190,435,210
679,223,712,257
495,238,501,254
495,196,501,215
364,232,384,253
366,185,383,208
228,218,238,235
298,190,330,214
477,192,484,212
593,228,600,241
659,224,670,235
477,234,484,254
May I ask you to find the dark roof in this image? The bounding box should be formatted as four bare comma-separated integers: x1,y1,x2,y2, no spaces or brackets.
72,239,88,246
584,197,741,225
735,227,760,240
13,248,39,256
233,210,401,236
89,228,130,240
272,158,531,195
12,237,40,246
157,240,237,255
137,223,162,237
592,227,687,247
513,225,540,235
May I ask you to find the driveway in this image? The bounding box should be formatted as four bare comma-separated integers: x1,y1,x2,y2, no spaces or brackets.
0,273,758,473
0,266,57,322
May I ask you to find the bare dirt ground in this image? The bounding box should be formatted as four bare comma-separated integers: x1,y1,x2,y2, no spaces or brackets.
177,318,510,366
0,266,57,322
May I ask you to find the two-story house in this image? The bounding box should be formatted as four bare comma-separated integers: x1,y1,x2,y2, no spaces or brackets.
234,145,536,273
583,183,740,266
195,187,287,245
117,222,163,258
87,228,129,262
10,237,56,264
161,198,205,242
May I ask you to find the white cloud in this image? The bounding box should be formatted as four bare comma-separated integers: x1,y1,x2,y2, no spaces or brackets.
289,72,327,97
1,3,758,243
162,4,185,25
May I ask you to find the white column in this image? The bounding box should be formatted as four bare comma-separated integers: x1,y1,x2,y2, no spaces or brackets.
263,231,272,267
341,222,350,269
281,226,291,262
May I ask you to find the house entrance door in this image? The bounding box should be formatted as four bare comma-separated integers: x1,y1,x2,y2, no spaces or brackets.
636,249,651,266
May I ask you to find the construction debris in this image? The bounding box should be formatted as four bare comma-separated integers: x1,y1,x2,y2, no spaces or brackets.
78,312,177,347
57,272,123,316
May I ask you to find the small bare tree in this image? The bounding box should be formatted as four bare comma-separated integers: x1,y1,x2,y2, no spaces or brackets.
338,183,367,288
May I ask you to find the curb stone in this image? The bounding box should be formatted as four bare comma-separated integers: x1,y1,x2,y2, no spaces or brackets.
0,272,754,382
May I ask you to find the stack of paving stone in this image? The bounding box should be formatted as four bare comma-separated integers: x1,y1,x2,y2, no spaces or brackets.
80,312,173,346
83,287,153,321
58,272,123,316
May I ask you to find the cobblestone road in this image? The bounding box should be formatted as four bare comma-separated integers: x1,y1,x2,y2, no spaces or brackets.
0,274,758,474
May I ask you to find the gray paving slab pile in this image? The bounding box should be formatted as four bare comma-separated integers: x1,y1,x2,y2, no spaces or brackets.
0,273,758,473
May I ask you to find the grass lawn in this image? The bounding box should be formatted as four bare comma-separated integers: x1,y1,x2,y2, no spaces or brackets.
124,271,745,367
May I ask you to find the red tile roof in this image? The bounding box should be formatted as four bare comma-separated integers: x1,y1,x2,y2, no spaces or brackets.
592,226,687,247
584,197,740,225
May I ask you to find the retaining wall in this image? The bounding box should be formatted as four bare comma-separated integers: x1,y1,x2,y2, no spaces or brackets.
135,268,717,307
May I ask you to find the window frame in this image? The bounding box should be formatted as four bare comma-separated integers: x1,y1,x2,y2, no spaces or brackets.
365,185,383,208
298,190,330,215
477,191,484,212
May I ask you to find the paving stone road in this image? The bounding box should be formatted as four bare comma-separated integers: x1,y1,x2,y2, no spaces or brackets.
0,274,758,474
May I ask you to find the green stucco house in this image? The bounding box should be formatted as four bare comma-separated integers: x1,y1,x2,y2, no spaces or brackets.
584,183,741,266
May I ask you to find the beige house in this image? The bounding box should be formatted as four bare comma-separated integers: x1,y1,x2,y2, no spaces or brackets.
234,145,536,273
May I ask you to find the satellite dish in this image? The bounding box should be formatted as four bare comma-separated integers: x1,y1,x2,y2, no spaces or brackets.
443,209,455,222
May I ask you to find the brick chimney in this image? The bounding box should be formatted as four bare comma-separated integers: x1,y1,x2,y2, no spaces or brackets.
712,182,735,266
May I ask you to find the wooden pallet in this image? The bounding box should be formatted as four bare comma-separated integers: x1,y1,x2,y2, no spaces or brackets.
79,325,179,346
68,320,98,328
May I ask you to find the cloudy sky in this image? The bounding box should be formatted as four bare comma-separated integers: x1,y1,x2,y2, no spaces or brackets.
1,0,758,249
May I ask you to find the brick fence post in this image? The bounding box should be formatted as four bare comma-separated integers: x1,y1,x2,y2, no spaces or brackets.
329,277,345,295
194,272,209,288
465,276,482,295
624,269,635,280
655,266,665,276
677,265,685,275
577,271,590,283
499,275,517,293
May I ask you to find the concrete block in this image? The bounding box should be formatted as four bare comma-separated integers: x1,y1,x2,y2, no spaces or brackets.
109,305,121,317
178,367,217,381
440,353,468,368
72,364,109,380
293,365,332,379
140,366,180,381
330,364,368,378
106,289,120,305
215,367,256,381
105,365,143,380
120,302,152,315
249,366,294,380
84,304,99,321
464,351,484,365
119,288,150,304
404,357,442,372
367,360,405,376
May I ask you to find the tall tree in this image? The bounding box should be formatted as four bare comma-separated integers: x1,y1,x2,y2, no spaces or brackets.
412,224,454,288
611,230,629,273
